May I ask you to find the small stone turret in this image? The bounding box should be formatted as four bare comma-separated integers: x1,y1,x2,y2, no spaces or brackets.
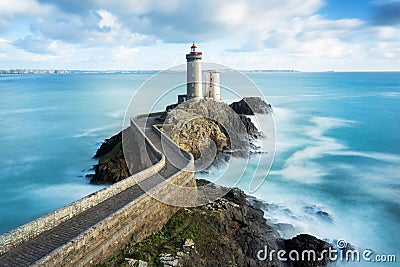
205,71,221,101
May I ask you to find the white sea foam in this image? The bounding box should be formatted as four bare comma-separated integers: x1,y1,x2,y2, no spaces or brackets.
263,201,336,240
1,155,46,178
249,108,399,257
73,124,120,138
333,150,400,164
0,107,58,116
30,183,106,203
380,91,400,98
247,114,275,153
349,164,400,204
273,107,308,153
273,116,355,184
106,109,125,119
275,115,400,185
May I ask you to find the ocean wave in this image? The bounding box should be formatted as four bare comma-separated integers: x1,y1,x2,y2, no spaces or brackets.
348,164,400,204
247,196,335,239
252,103,400,188
30,183,106,203
73,124,120,138
1,155,45,178
273,116,355,184
380,91,400,98
106,109,126,119
273,107,307,153
335,151,400,164
0,107,58,116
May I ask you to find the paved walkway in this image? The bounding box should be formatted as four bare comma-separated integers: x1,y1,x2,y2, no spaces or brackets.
0,117,189,267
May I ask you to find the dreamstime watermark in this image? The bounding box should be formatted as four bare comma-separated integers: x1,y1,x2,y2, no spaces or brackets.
257,239,397,264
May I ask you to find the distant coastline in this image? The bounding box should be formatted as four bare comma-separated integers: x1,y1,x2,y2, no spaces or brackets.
0,69,301,75
0,69,70,74
0,69,160,75
3,69,398,75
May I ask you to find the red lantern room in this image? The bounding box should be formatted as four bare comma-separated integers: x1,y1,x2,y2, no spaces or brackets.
189,42,202,55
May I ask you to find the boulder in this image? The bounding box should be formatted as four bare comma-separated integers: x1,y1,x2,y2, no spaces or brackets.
163,99,257,158
88,130,131,184
284,234,332,267
229,97,272,115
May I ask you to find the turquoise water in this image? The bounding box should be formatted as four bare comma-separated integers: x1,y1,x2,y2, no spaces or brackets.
0,73,150,232
1,72,399,265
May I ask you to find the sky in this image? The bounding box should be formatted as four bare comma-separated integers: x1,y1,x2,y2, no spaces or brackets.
0,0,399,71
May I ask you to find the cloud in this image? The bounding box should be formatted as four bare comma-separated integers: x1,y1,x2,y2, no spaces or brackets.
1,0,399,70
371,0,400,25
29,12,102,44
37,0,99,14
3,0,326,49
221,2,365,59
0,0,47,17
372,25,398,39
29,0,324,43
0,0,53,33
13,35,72,55
110,45,140,61
366,25,400,59
232,15,364,58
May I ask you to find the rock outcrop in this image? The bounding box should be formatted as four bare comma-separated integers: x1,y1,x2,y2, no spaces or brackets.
89,98,330,267
89,98,267,184
239,114,259,135
93,132,122,158
163,99,257,158
284,234,332,267
229,97,272,115
102,180,331,267
87,131,130,184
170,117,230,159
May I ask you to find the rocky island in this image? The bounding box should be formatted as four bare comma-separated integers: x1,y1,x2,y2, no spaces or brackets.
89,97,332,267
88,97,268,184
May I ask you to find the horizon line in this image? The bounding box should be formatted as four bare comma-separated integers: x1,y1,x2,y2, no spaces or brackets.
1,69,400,73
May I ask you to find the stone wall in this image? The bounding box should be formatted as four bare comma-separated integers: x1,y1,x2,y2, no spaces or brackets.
0,119,165,256
36,165,195,266
33,122,197,266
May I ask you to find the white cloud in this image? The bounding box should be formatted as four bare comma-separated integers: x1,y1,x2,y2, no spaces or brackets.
97,9,116,30
0,0,45,17
216,1,248,26
256,15,364,58
0,0,399,70
111,45,140,60
373,26,398,39
13,35,74,55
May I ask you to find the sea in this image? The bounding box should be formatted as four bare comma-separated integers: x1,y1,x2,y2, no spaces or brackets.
0,72,399,266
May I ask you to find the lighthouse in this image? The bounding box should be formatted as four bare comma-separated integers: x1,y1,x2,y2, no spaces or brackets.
186,43,202,100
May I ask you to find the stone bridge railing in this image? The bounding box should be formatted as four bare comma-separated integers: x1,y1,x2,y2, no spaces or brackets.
0,114,195,266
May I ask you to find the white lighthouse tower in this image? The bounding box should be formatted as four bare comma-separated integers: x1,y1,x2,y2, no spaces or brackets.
186,43,202,100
